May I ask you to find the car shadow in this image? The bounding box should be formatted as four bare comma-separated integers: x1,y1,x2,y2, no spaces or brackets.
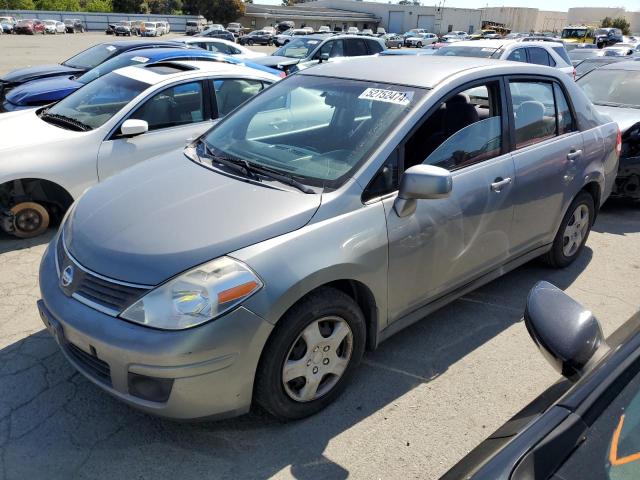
0,250,592,480
0,229,54,255
592,199,640,235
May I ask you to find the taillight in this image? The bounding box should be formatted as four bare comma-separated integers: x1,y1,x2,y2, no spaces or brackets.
279,71,286,79
616,129,622,155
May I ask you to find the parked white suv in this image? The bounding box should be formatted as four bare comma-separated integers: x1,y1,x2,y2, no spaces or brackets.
435,40,575,78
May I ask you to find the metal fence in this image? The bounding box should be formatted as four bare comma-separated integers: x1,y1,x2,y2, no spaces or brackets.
0,10,205,32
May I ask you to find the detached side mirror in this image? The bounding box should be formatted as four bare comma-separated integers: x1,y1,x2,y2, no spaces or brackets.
319,52,330,63
393,164,452,217
120,119,148,137
524,281,609,382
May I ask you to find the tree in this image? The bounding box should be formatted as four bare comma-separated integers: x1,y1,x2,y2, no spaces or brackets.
186,0,244,24
35,0,80,10
611,17,631,35
85,0,112,11
601,17,613,28
2,0,35,8
112,0,143,13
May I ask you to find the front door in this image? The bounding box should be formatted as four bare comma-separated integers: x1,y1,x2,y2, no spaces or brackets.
385,80,516,322
97,80,212,181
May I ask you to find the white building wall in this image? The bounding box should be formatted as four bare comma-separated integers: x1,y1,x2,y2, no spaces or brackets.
534,11,567,33
308,0,481,34
567,7,639,34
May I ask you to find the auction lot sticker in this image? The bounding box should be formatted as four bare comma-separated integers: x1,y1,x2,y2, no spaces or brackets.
359,88,413,105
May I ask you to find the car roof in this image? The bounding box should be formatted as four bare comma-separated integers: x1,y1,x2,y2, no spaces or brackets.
300,55,557,88
598,60,640,71
117,47,213,59
113,59,277,85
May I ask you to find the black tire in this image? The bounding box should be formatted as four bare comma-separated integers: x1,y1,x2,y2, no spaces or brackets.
254,287,366,420
541,191,595,268
247,39,254,46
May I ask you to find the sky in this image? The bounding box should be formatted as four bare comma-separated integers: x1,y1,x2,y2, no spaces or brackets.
257,0,638,11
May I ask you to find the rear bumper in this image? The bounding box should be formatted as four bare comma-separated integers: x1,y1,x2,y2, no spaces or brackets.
38,240,274,420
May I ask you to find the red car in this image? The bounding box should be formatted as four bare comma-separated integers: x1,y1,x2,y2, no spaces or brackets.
15,19,45,35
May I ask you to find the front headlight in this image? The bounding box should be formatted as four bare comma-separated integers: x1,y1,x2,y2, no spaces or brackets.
120,256,263,330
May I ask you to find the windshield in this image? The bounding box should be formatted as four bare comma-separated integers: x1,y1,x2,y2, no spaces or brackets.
76,53,152,84
435,46,500,58
575,59,614,77
44,72,148,130
63,44,120,70
273,38,322,58
562,28,589,39
578,69,640,108
202,75,426,189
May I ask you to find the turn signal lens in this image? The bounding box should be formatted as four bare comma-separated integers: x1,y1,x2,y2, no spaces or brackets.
616,129,622,155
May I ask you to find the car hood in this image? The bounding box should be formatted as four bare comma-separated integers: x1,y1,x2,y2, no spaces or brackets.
0,109,79,152
64,151,322,285
6,75,82,106
594,105,640,133
1,64,84,84
250,55,301,68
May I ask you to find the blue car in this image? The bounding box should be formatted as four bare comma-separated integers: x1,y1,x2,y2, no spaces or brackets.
2,48,282,111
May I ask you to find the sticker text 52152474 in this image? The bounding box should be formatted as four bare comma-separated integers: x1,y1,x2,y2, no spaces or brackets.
359,88,413,106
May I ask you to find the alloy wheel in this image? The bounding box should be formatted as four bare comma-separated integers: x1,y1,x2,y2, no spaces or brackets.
562,204,590,257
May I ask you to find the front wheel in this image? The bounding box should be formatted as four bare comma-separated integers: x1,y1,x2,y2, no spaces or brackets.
10,202,50,238
416,41,422,47
541,191,595,268
254,287,366,420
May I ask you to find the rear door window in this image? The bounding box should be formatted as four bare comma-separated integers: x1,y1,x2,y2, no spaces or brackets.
366,40,384,54
507,48,527,62
509,80,563,148
528,47,553,66
345,38,369,57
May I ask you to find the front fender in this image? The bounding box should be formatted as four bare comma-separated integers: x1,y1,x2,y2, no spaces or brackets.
233,201,389,332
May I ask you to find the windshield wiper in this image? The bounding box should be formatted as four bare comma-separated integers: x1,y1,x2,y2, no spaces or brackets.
40,111,92,131
198,140,315,194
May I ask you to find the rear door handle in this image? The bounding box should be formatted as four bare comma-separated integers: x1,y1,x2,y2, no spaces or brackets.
491,177,512,192
567,149,583,161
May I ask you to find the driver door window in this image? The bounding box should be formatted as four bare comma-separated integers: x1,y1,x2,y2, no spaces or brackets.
317,39,344,59
130,81,204,131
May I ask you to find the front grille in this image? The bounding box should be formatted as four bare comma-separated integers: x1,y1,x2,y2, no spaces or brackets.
56,233,152,315
65,341,112,386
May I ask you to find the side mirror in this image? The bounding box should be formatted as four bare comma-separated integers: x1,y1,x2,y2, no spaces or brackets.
120,119,148,137
319,52,330,63
394,164,452,217
524,281,609,382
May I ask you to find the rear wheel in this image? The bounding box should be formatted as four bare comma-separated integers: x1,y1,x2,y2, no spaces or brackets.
10,202,50,239
247,39,254,46
254,287,366,420
416,41,422,47
541,191,594,268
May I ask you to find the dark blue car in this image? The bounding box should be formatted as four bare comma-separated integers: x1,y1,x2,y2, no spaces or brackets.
2,47,283,111
0,40,185,101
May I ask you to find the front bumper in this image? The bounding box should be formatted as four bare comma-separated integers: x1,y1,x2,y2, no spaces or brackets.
38,241,274,420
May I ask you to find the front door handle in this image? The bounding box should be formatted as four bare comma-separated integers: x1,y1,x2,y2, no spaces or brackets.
491,177,512,192
567,149,583,161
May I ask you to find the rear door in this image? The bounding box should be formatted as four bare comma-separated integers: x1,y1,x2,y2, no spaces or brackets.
97,80,213,181
507,77,584,255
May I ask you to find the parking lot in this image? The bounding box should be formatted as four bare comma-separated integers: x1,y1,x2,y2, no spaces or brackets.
1,32,640,480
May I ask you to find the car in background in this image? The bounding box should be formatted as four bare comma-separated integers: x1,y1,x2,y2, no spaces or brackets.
360,28,374,36
63,18,85,33
602,44,638,57
174,37,264,59
185,18,207,35
469,29,500,40
36,55,618,421
505,32,529,39
569,47,602,66
405,32,438,48
141,22,160,37
574,56,626,79
196,27,235,42
0,16,16,33
273,28,310,46
443,282,640,480
318,25,331,33
0,47,280,111
252,34,385,73
153,21,167,35
226,22,242,36
0,40,184,100
238,30,273,46
443,30,468,40
112,21,132,36
594,27,624,48
402,28,426,40
381,34,403,49
346,26,359,34
276,21,294,33
435,40,575,78
15,19,45,35
43,20,66,35
0,60,280,238
162,21,170,34
577,61,640,201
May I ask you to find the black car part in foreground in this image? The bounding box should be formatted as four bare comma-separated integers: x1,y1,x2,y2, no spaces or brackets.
443,281,640,480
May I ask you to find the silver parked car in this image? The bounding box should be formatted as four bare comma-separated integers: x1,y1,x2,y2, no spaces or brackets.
39,56,619,421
